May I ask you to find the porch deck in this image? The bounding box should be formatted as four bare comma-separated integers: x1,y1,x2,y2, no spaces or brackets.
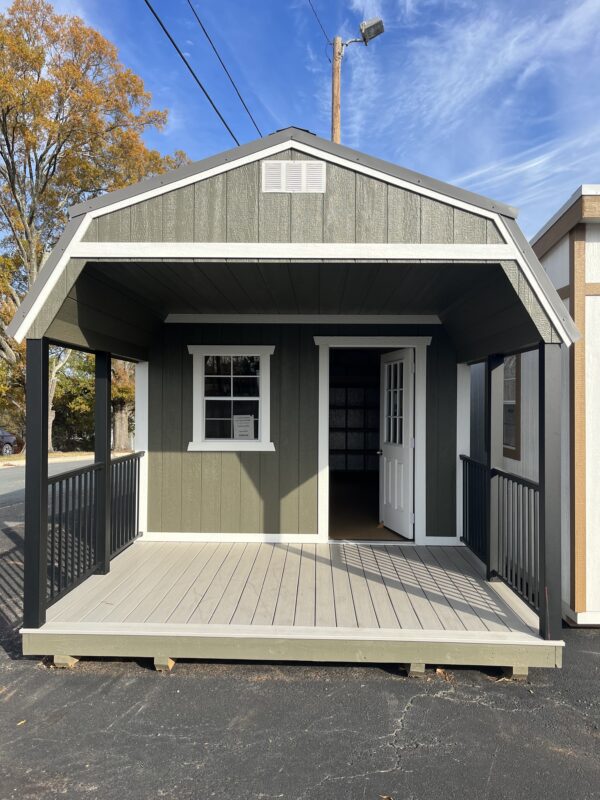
22,542,563,673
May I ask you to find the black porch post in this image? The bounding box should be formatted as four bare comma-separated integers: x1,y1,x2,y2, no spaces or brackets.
95,352,112,573
23,338,49,628
538,342,563,640
484,354,503,579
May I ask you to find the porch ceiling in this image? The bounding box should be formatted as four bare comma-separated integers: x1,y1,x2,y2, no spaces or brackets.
44,259,544,362
86,259,513,317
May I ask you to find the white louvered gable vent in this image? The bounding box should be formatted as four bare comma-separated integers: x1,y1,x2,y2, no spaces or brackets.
261,160,326,193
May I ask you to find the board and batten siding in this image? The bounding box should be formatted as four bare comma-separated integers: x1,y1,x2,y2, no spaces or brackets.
81,151,504,246
147,324,457,536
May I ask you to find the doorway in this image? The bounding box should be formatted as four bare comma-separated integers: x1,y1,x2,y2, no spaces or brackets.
327,347,414,541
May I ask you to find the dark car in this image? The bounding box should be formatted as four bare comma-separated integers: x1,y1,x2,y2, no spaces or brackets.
0,428,18,456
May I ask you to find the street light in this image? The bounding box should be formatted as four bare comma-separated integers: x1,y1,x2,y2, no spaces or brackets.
331,18,385,143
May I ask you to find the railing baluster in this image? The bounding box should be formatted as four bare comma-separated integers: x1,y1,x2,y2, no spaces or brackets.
461,456,541,612
45,453,143,609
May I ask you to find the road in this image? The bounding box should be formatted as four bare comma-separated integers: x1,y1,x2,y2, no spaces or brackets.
0,463,599,799
0,459,92,513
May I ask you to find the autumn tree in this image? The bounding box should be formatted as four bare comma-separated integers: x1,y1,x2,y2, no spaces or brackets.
0,0,187,446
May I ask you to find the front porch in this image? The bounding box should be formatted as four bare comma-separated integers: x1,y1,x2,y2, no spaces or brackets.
22,540,562,675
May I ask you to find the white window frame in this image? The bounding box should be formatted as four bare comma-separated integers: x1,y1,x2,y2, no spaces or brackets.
187,345,275,452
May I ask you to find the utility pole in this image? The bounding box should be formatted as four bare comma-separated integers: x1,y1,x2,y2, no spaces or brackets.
329,19,384,145
331,36,343,144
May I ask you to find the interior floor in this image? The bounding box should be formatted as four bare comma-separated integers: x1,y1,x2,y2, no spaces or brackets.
329,472,404,541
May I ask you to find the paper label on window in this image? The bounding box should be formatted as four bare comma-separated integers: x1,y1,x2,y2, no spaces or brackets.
233,415,255,440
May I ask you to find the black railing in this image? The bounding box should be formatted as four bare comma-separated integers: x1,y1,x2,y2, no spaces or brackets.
46,452,143,607
47,462,103,603
493,469,540,610
460,455,489,564
110,452,142,557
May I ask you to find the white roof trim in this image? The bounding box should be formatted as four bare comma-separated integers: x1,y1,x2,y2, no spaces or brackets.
70,241,514,261
7,131,577,347
75,138,505,224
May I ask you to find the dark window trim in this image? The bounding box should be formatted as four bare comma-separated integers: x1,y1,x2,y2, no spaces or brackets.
503,353,521,460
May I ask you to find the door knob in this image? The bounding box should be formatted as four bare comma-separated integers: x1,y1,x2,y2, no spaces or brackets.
377,450,383,455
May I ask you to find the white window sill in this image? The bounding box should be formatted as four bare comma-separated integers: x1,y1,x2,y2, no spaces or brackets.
187,441,276,453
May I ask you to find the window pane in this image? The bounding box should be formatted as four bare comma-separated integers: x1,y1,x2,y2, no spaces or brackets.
233,356,259,375
331,388,345,406
205,356,231,375
233,377,259,397
504,404,516,449
205,377,231,397
504,422,516,449
233,400,259,418
206,400,232,419
205,420,232,439
504,355,516,381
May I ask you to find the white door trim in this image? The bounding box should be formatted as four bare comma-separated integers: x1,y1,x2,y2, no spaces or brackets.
315,335,431,544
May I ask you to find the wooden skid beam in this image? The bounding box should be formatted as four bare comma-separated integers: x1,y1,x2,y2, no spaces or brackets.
154,656,175,672
402,662,427,678
53,655,79,669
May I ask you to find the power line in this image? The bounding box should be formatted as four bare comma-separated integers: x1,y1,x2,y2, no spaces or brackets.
306,0,331,45
186,0,263,137
142,0,240,145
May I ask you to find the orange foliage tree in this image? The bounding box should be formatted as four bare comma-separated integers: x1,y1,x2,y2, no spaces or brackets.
0,0,187,445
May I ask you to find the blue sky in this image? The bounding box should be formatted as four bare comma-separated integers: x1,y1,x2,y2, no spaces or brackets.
10,0,600,236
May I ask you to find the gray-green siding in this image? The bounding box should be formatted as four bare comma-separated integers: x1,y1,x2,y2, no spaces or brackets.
82,152,505,247
148,324,457,537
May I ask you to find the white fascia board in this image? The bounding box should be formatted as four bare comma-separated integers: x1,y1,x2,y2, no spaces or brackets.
76,138,504,224
166,314,442,325
10,214,92,343
71,241,514,261
494,216,574,345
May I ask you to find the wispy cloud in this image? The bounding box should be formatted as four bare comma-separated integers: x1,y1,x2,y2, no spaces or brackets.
339,0,600,233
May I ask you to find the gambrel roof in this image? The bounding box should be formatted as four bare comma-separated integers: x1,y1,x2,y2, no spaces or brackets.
8,127,578,346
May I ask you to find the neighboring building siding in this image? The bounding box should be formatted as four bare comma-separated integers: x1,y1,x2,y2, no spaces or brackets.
82,151,504,246
585,227,600,611
147,323,457,536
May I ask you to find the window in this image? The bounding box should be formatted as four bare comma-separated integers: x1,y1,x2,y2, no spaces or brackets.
187,346,275,452
503,354,521,459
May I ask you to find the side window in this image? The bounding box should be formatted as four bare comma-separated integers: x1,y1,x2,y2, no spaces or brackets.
503,354,521,459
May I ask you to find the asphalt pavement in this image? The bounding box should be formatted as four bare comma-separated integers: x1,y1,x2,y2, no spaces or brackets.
0,463,599,800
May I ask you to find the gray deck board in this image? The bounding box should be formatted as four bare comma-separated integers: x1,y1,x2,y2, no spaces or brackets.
252,544,287,625
273,545,302,626
230,544,273,624
42,542,545,642
384,546,444,630
294,545,316,626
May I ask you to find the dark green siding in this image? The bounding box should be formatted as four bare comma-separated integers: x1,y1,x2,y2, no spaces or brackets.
148,323,457,537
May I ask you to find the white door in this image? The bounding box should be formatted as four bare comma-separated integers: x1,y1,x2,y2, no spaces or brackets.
379,349,414,538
